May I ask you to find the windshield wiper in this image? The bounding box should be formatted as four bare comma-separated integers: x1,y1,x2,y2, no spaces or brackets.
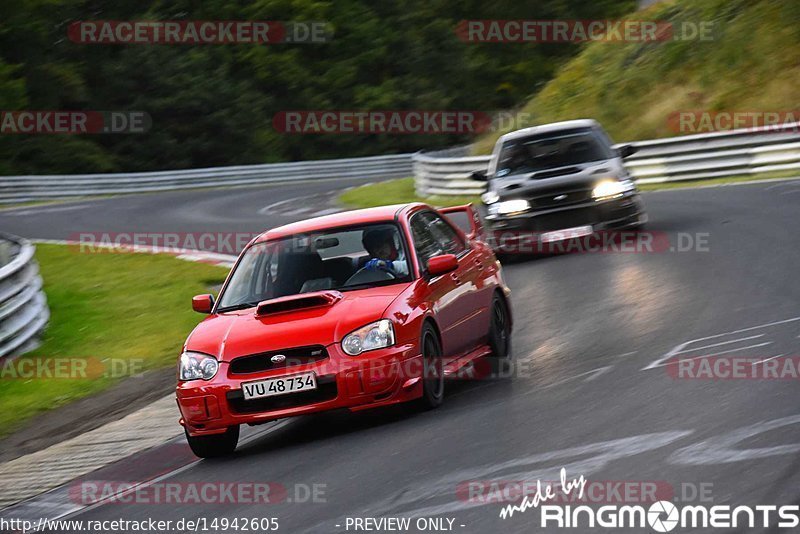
216,301,261,313
339,279,405,292
339,283,374,291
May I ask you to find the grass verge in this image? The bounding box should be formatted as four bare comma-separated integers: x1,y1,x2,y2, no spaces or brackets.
0,244,228,437
339,177,480,209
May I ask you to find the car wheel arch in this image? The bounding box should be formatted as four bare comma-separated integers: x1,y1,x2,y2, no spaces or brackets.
421,316,442,347
493,288,513,330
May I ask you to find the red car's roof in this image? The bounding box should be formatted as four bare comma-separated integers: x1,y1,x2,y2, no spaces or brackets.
255,203,427,242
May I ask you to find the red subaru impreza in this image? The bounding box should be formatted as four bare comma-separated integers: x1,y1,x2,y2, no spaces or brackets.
177,203,512,457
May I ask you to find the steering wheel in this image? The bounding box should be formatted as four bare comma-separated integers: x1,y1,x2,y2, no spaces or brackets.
343,266,397,286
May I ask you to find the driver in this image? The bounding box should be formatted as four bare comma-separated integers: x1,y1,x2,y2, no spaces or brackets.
362,228,408,276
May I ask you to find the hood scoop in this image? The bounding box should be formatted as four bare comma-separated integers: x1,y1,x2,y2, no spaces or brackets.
255,290,343,317
530,166,581,180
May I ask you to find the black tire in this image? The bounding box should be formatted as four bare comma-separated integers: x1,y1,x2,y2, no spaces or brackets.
185,425,239,458
418,323,444,409
488,294,512,376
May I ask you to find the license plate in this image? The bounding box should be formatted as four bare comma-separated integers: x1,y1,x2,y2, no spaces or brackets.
540,225,593,243
242,372,317,400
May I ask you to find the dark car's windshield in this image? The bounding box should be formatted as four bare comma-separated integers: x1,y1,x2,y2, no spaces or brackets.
216,223,411,312
495,127,614,177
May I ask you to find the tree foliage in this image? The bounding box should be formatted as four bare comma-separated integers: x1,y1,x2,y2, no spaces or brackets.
0,0,635,174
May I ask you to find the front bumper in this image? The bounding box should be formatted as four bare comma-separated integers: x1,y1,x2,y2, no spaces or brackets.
485,193,646,235
177,343,423,436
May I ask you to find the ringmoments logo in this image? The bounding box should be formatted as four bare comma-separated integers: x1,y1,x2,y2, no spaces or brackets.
498,469,800,530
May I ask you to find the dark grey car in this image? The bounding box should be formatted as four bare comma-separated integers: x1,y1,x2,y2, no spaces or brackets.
475,119,647,249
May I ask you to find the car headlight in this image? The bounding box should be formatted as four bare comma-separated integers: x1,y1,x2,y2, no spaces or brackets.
342,319,395,356
481,191,500,205
493,199,531,215
592,179,635,200
179,351,219,381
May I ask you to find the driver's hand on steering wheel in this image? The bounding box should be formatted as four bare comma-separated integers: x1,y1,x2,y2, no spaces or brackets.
364,258,394,274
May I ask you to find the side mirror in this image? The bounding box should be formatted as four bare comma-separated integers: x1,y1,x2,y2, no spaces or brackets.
427,254,458,277
192,294,215,314
617,144,638,159
470,170,488,181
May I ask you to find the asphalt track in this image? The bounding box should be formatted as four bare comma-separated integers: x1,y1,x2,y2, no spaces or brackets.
2,177,800,533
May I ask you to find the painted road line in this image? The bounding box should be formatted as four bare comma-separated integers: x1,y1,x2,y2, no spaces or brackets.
542,366,613,389
752,354,785,366
5,204,93,217
670,334,765,355
646,175,800,193
642,316,800,370
258,196,305,215
650,343,774,370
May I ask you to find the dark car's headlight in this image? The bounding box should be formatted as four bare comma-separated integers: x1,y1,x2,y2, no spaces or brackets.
489,199,531,216
179,351,219,381
481,191,500,205
592,179,636,200
342,319,395,356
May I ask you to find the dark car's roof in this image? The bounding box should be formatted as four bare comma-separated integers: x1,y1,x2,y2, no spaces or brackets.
254,203,427,243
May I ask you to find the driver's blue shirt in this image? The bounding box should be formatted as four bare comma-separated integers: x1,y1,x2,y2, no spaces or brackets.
366,253,408,276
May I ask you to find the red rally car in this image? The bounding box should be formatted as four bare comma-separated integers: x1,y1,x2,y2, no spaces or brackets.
177,203,512,457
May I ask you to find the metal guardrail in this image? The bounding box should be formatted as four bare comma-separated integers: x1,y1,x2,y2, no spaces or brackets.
0,153,414,204
414,123,800,196
0,234,49,360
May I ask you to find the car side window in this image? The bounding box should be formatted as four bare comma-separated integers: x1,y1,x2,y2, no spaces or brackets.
410,213,444,270
424,212,467,256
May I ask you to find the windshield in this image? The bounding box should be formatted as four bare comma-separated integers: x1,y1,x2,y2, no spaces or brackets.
495,127,615,177
216,223,411,311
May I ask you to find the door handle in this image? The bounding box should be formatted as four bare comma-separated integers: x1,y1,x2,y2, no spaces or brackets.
474,258,484,270
450,273,461,285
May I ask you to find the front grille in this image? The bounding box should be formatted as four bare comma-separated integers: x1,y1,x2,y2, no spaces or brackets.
228,345,328,375
489,197,640,233
529,208,597,231
227,375,338,413
531,188,593,209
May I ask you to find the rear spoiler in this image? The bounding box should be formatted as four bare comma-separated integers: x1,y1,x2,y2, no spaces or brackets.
439,204,483,240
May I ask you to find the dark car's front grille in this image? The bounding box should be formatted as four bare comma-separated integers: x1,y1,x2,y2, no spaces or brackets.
228,345,328,375
531,208,597,231
489,197,640,233
227,375,338,413
531,188,593,209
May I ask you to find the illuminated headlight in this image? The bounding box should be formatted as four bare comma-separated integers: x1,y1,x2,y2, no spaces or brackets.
493,199,531,215
481,191,500,205
342,319,395,356
179,351,219,381
592,179,635,200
